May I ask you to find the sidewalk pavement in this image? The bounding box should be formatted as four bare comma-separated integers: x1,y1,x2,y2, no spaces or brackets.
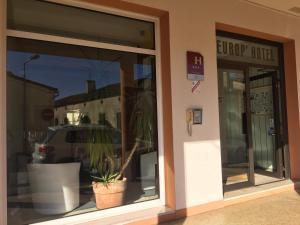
163,190,300,225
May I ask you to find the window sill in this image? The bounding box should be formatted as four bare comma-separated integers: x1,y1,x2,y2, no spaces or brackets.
76,206,174,225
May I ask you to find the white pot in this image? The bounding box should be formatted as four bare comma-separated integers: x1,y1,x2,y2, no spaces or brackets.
27,162,80,215
140,152,157,196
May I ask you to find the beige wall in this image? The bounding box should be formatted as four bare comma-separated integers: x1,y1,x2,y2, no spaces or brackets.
124,0,300,210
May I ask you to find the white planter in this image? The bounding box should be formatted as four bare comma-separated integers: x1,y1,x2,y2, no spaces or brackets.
140,152,157,196
27,162,80,215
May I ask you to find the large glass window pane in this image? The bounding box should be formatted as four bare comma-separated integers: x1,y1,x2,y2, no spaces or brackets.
7,37,159,225
8,0,155,49
218,69,250,187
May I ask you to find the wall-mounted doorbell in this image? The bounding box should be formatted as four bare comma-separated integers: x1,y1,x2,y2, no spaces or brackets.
186,108,203,136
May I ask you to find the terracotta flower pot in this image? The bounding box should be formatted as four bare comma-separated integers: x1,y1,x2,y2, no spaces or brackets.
92,178,127,209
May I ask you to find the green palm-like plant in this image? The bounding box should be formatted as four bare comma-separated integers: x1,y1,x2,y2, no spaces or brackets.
116,89,156,180
87,129,116,179
87,88,156,183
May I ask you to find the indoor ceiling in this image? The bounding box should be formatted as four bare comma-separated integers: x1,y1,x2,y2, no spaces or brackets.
244,0,300,17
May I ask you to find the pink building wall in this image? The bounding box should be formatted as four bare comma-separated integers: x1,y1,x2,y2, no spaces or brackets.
125,0,300,210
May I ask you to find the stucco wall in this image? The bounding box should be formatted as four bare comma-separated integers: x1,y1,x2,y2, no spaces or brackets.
124,0,300,210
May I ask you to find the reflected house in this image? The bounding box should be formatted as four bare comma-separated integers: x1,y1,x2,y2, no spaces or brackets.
7,71,58,148
7,72,58,195
54,80,121,128
54,78,153,128
7,72,58,132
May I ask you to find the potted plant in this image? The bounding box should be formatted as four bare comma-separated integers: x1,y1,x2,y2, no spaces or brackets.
87,128,125,210
88,89,155,210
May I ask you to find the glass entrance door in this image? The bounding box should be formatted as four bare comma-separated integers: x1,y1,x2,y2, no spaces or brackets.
249,69,284,185
218,69,252,187
216,32,289,192
219,67,285,190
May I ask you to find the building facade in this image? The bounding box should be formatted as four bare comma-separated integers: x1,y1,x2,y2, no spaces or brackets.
1,0,300,225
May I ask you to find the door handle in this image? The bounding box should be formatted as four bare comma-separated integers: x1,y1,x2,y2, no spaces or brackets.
268,127,276,136
242,112,247,134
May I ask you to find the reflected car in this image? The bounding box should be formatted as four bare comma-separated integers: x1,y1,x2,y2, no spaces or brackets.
32,125,122,170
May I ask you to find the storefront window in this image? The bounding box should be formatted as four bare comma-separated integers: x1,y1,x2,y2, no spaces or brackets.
6,31,159,225
8,0,155,49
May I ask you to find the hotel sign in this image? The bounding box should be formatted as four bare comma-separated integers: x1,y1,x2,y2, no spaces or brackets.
187,51,204,81
216,36,279,66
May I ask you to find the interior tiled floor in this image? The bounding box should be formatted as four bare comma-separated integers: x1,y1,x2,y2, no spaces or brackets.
223,179,292,199
222,164,282,187
223,166,283,186
163,189,300,225
222,167,248,185
223,165,289,198
7,181,158,225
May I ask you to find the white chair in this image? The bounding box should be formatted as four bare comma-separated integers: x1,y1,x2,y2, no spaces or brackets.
27,162,80,215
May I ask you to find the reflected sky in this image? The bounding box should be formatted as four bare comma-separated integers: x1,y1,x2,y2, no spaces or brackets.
7,51,121,99
7,51,153,100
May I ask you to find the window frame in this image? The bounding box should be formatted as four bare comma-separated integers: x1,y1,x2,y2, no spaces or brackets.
0,1,7,225
3,0,166,224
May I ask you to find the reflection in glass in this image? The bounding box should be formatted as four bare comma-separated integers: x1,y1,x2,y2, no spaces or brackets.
249,67,284,185
218,69,249,186
7,37,159,225
8,0,155,49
